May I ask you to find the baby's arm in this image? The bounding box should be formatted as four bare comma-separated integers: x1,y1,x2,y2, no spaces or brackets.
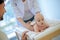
45,23,49,28
43,22,49,30
33,24,39,32
44,21,49,27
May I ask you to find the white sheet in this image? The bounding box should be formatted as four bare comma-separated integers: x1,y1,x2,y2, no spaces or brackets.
15,19,60,40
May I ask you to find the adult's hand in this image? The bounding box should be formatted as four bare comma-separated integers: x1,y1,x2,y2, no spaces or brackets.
22,31,28,40
25,23,34,31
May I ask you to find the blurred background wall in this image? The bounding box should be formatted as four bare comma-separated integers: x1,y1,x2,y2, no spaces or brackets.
38,0,60,20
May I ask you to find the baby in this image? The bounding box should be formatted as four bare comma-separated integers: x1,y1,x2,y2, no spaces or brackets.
32,12,49,32
21,12,49,40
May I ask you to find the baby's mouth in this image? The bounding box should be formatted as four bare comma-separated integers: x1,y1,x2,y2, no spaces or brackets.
40,25,44,27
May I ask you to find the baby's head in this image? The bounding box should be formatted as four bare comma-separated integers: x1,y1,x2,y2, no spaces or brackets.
35,12,45,26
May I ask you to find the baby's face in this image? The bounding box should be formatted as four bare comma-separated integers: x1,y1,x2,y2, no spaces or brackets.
35,14,45,27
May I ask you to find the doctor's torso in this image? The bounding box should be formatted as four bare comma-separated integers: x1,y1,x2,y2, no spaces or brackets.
12,0,34,20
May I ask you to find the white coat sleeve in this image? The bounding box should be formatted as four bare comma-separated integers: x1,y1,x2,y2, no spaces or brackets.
30,0,40,15
10,0,24,19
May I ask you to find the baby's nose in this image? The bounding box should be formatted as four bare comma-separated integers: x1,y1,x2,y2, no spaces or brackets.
41,22,43,25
